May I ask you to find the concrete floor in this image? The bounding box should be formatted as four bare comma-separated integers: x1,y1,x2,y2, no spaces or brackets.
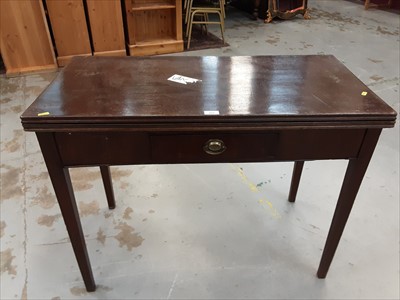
1,1,399,299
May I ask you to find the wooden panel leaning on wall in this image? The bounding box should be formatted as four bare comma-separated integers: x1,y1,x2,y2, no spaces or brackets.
45,0,92,67
0,0,57,76
86,0,126,56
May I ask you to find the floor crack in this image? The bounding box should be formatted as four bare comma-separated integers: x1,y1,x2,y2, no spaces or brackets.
167,273,178,300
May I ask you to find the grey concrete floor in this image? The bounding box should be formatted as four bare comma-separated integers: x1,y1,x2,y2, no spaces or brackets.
1,0,399,299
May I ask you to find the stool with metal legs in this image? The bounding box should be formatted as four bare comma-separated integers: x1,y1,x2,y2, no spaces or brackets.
186,0,225,49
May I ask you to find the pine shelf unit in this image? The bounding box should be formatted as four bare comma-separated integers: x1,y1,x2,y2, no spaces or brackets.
124,0,183,56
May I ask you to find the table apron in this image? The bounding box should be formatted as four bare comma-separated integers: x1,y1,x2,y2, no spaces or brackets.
53,128,367,167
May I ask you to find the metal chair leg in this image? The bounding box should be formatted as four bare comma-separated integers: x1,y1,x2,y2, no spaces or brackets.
187,12,195,49
218,12,225,43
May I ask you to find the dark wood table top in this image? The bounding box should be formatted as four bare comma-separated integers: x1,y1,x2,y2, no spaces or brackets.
21,55,396,130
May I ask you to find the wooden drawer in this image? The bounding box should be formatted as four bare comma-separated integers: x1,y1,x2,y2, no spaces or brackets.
150,133,279,163
55,132,150,166
54,129,366,167
276,129,366,160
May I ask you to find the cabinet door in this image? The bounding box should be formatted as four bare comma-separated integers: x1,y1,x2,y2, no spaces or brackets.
86,0,126,56
46,0,92,66
0,0,57,75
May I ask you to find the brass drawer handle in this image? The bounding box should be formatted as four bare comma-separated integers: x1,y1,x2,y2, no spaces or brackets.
203,139,226,155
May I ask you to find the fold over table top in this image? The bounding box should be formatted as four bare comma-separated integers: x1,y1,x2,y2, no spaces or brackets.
21,55,397,131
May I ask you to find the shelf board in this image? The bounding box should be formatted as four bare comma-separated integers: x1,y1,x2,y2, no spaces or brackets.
128,38,183,56
131,38,180,46
130,3,176,11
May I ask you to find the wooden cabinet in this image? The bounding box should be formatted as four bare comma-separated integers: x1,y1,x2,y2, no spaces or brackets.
124,0,183,56
0,0,57,76
86,0,126,56
45,0,92,66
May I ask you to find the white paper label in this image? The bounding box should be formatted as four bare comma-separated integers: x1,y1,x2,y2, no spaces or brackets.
168,74,202,85
204,110,220,115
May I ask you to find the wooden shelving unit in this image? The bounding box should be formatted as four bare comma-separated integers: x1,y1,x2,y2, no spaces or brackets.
124,0,183,56
1,0,185,74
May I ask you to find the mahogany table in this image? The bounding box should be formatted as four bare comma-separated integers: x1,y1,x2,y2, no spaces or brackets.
21,56,397,291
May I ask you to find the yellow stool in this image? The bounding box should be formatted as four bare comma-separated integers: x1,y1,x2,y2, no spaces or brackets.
186,0,225,49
